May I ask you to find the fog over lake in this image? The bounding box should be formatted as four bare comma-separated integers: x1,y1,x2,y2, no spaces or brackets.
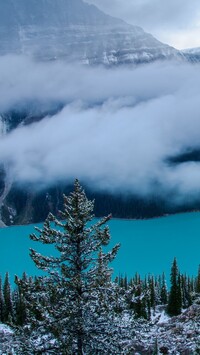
1,56,200,208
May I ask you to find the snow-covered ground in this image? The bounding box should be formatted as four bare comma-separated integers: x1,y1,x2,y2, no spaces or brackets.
133,303,200,354
1,303,200,354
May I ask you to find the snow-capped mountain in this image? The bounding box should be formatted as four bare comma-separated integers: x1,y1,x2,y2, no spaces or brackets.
182,47,200,62
0,0,190,226
0,0,184,64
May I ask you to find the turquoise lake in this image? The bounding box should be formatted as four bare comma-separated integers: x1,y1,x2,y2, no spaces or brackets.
1,212,200,286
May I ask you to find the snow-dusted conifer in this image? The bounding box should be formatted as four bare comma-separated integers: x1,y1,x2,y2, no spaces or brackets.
181,274,192,309
14,272,27,326
167,258,182,316
3,272,13,323
133,281,148,319
0,275,4,322
196,265,200,294
160,272,168,305
149,275,156,310
16,180,134,354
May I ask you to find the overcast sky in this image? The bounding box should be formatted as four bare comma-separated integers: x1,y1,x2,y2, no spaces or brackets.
87,0,200,49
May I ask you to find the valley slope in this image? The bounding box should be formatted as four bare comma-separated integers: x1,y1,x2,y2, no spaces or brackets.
0,0,198,225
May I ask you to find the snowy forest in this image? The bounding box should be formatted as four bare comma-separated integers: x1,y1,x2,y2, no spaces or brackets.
0,180,200,354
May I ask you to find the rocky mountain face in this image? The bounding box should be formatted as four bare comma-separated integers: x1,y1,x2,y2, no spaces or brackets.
0,0,184,65
0,0,194,226
182,47,200,62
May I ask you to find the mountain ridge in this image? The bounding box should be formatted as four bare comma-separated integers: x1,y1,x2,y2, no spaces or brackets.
0,0,195,226
181,47,200,62
0,0,184,64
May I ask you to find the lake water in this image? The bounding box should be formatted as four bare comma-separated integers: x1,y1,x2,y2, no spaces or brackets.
1,212,200,286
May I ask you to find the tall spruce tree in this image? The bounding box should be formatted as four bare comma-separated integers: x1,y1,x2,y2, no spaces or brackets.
160,272,168,305
133,281,148,319
14,272,27,326
181,274,192,309
167,258,182,316
149,275,156,310
0,276,4,322
196,265,200,293
3,272,13,323
16,180,134,354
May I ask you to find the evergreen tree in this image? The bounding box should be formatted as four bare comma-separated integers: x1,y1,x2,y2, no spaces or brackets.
167,258,182,316
154,276,161,306
196,265,200,294
181,274,192,309
16,180,134,354
14,272,27,326
133,281,148,319
3,272,13,323
123,274,128,290
0,276,4,322
149,275,156,310
190,276,195,293
160,272,168,305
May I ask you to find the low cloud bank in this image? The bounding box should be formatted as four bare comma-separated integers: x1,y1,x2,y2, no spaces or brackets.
0,56,200,202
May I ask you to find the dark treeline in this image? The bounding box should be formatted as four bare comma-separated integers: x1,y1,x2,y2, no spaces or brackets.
2,182,169,225
3,181,200,226
1,259,200,327
116,258,200,319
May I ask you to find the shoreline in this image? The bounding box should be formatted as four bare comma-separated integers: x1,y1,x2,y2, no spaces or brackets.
111,209,200,222
1,209,200,229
